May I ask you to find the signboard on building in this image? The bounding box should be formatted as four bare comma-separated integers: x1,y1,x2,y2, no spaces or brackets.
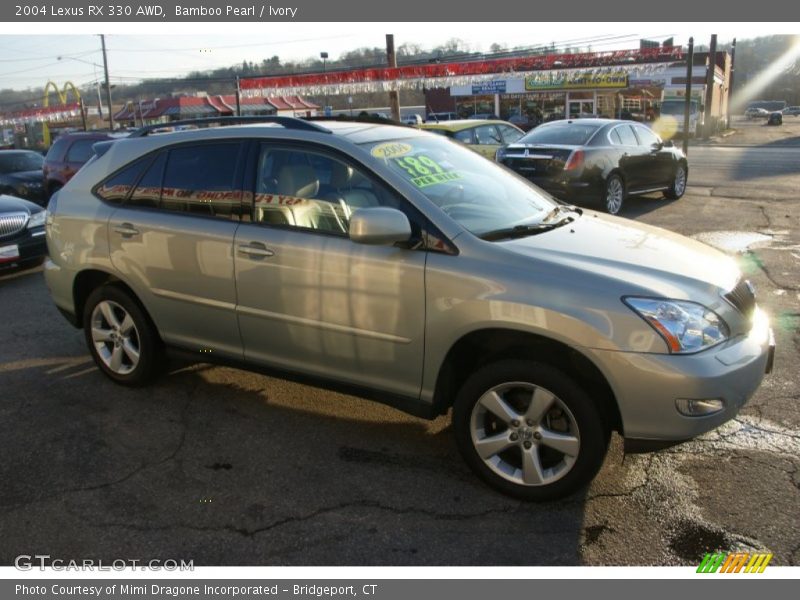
471,80,507,94
525,71,629,91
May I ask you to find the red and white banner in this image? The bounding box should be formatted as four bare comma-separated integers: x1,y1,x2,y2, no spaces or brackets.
240,47,684,97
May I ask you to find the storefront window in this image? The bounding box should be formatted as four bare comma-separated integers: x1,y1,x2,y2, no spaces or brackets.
454,95,494,118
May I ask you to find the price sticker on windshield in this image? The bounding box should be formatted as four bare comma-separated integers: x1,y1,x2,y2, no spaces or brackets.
393,155,462,188
371,142,413,159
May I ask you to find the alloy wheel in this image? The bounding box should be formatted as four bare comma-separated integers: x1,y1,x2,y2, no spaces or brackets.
469,382,581,486
90,300,141,375
605,177,624,214
674,166,687,196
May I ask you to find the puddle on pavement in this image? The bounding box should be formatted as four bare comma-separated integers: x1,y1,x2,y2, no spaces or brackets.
692,231,773,254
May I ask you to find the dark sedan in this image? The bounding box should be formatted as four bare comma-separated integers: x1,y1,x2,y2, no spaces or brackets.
0,150,47,206
496,119,688,214
0,194,47,272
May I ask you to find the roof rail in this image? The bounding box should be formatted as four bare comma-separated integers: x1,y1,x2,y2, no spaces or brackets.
128,115,331,138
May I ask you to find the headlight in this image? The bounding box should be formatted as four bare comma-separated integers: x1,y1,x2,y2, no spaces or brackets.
27,210,46,229
624,297,729,353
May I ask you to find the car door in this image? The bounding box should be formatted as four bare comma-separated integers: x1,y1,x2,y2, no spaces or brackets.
233,142,426,399
611,123,649,192
106,141,246,359
633,125,674,188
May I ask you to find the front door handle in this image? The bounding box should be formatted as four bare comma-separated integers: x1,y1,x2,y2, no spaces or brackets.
113,223,139,236
238,243,274,258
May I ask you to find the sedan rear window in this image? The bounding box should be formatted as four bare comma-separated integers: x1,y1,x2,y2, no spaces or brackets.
519,123,600,146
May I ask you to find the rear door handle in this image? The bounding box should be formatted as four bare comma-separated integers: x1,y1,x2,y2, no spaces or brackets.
238,243,274,258
113,223,139,236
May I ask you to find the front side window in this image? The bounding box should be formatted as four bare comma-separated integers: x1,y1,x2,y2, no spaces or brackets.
366,135,556,236
253,145,405,236
474,125,502,145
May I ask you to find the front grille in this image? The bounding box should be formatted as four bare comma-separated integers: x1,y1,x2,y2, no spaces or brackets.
0,212,28,239
724,279,756,319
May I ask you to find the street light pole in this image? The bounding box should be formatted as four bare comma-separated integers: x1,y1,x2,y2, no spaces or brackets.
100,34,114,131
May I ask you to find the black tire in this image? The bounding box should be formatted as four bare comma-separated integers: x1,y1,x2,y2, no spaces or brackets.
82,284,163,386
602,173,625,215
663,163,688,200
453,359,609,501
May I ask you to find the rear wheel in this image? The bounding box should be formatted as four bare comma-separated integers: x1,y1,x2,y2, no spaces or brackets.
453,360,609,501
603,174,625,215
663,163,687,200
83,285,162,386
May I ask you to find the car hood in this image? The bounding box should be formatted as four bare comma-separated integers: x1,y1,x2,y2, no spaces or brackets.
0,193,40,214
498,211,740,297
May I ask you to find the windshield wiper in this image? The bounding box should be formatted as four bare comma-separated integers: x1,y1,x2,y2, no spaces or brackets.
479,218,573,241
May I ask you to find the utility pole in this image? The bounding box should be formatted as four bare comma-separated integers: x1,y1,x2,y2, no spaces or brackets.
729,38,737,113
703,34,717,139
386,34,401,122
100,34,114,131
79,97,87,131
235,76,242,116
682,37,694,156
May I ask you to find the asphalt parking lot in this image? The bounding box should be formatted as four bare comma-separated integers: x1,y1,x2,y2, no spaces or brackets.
1,119,798,566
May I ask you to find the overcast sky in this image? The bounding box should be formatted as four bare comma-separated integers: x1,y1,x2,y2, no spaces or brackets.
1,22,797,91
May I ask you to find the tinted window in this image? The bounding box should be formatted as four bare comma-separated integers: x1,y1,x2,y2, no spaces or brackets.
254,145,404,236
499,125,523,144
95,156,150,204
519,123,600,146
160,143,242,218
65,139,96,163
474,125,502,145
453,129,473,143
45,138,70,162
615,125,638,146
635,126,661,147
128,152,166,208
0,151,43,173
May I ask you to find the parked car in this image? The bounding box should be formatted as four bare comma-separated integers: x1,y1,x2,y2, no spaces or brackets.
45,116,774,501
419,119,525,159
0,193,47,271
43,131,124,198
0,150,46,206
781,106,800,117
467,113,500,120
402,113,423,125
497,118,688,214
767,112,783,126
745,107,769,120
425,112,459,122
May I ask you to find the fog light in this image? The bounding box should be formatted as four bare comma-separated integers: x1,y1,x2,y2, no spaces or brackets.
676,398,725,417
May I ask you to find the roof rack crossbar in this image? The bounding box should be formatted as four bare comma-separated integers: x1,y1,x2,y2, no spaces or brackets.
128,115,331,138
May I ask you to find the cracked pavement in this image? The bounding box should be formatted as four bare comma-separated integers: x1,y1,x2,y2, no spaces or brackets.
0,122,798,565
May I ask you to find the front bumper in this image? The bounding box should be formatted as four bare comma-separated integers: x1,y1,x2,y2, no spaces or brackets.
586,307,774,444
0,227,47,270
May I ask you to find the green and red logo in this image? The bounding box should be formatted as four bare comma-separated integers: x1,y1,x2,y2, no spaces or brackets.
697,552,773,573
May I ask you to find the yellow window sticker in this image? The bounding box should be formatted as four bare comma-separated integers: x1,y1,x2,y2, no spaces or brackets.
393,155,462,188
371,142,413,159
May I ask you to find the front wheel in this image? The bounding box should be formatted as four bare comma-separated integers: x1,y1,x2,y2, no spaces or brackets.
83,285,163,386
453,360,609,501
663,164,687,200
602,174,625,215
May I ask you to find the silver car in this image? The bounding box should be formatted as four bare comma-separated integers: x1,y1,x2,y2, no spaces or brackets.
44,117,775,500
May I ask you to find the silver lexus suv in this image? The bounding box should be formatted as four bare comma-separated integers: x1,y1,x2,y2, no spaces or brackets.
44,117,775,500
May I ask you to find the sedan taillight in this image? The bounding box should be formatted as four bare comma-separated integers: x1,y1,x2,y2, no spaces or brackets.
563,149,585,171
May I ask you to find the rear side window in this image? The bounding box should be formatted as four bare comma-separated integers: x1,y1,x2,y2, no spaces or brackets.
453,129,473,143
45,137,70,162
634,126,661,147
128,152,167,208
65,139,96,164
160,143,242,218
615,125,639,146
609,128,623,145
499,125,523,144
95,156,151,205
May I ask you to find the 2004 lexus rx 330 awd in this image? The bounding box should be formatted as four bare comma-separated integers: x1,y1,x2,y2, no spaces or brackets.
44,117,775,500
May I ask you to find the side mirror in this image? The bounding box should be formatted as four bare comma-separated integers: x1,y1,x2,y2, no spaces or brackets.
349,207,412,245
663,140,674,148
651,141,664,151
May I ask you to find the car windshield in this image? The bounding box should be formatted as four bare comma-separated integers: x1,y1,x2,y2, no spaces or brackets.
518,122,600,145
363,135,558,237
661,101,698,115
0,151,43,173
